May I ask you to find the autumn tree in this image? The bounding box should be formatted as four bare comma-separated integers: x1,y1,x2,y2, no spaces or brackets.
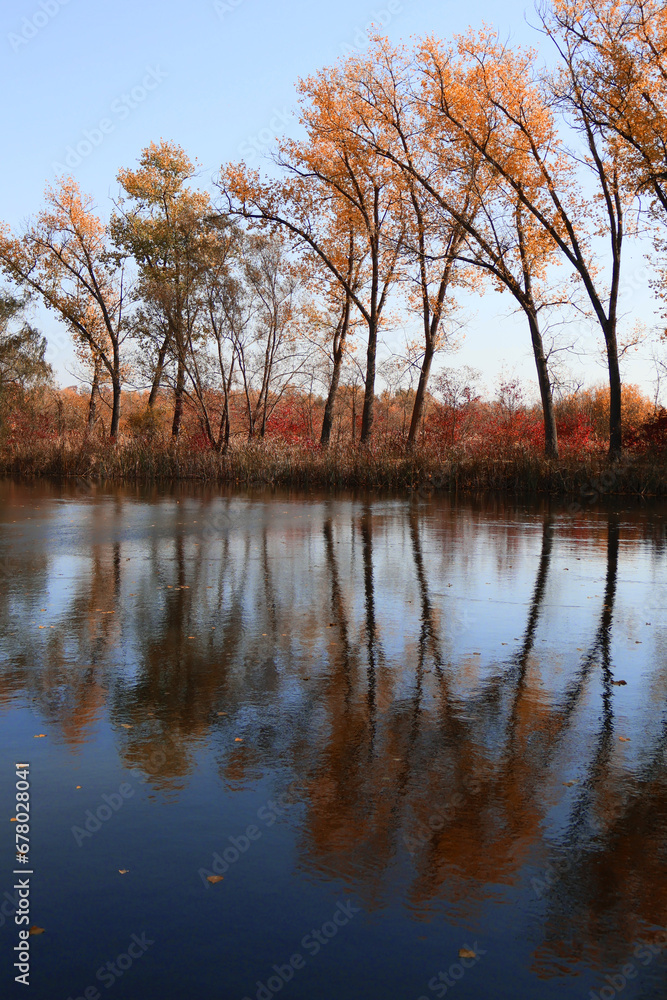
296,223,367,446
545,0,667,212
414,26,634,458
219,60,407,444
195,217,243,451
0,178,128,437
0,292,52,431
545,0,667,324
340,42,479,446
326,37,565,456
111,141,216,439
233,233,307,439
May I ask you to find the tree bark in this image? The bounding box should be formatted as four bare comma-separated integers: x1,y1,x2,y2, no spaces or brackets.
148,331,170,408
320,299,351,447
605,322,622,459
408,343,436,446
110,378,121,439
527,310,559,459
87,359,100,432
171,358,185,439
360,316,377,443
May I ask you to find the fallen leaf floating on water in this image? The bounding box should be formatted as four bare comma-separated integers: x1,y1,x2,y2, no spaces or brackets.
206,875,224,884
34,734,46,738
29,926,44,935
118,870,129,875
458,948,476,959
611,680,627,686
619,736,631,742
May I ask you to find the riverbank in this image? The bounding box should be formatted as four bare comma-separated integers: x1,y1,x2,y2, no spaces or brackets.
2,436,667,499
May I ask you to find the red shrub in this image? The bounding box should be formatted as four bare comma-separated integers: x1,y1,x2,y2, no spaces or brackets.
624,409,667,454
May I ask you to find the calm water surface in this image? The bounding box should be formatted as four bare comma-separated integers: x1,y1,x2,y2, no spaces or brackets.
1,480,666,1000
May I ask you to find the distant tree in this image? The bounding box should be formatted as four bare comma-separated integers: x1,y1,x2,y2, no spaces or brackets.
0,178,127,437
112,140,216,438
0,292,52,431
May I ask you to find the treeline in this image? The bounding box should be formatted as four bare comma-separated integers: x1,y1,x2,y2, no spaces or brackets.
2,0,667,461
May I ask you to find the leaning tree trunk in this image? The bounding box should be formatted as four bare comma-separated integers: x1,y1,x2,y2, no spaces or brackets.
321,350,345,446
526,310,558,459
408,342,436,447
148,331,171,408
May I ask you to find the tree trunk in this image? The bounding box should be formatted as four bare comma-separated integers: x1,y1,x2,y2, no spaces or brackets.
408,342,436,447
526,310,559,459
87,360,100,432
352,386,357,443
320,305,350,447
110,378,121,439
321,354,344,446
148,332,170,408
201,408,216,449
221,361,234,453
171,358,185,439
605,324,622,459
360,317,377,444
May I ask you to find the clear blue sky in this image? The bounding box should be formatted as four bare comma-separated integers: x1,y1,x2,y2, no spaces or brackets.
1,0,662,400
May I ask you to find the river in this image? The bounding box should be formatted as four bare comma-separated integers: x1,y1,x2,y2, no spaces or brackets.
1,480,666,999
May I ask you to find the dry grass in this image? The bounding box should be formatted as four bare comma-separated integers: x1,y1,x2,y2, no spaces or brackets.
1,433,667,498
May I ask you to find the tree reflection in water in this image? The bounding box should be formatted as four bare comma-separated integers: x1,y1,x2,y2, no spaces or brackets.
1,482,666,981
